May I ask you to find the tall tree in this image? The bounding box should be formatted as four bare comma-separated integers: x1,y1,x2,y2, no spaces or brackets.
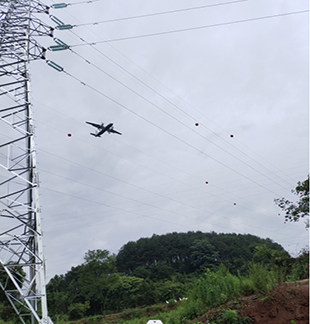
80,249,119,314
275,176,309,227
189,239,219,271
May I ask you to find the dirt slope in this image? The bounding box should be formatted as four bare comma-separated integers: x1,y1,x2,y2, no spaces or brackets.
239,280,309,324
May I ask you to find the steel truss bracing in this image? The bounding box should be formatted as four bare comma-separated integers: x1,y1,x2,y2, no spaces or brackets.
0,0,54,323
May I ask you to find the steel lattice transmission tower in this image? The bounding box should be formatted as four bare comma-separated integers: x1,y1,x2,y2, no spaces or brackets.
0,0,54,323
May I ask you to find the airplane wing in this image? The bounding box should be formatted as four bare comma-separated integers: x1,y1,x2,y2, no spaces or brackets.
86,122,102,129
109,128,122,135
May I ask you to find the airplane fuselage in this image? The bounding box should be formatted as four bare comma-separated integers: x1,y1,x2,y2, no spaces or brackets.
94,123,113,137
102,123,113,134
105,123,113,131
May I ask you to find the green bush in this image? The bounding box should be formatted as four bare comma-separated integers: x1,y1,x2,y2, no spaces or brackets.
178,299,205,321
248,263,277,294
220,309,239,323
68,301,90,320
167,298,176,307
189,266,242,309
239,277,254,296
165,311,182,324
207,309,251,324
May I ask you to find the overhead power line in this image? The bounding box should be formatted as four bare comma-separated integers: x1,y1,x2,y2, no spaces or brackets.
60,5,303,187
75,0,248,26
58,15,301,190
46,32,297,194
48,0,307,192
44,3,308,220
42,1,308,251
68,10,309,46
44,60,292,198
38,152,289,238
66,46,296,192
31,104,303,223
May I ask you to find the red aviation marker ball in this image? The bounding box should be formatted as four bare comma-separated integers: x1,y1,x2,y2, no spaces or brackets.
230,134,234,138
234,203,236,205
205,181,208,184
68,133,72,137
195,123,199,126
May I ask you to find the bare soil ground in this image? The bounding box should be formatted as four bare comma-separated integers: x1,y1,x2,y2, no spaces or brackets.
239,280,309,324
197,280,309,324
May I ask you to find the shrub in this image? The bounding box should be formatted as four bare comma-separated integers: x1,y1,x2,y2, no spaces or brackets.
167,298,176,307
68,301,90,320
189,266,242,309
178,299,205,321
220,309,238,323
239,277,254,296
207,309,251,324
248,263,276,294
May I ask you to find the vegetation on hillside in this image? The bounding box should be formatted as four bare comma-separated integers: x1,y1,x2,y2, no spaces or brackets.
116,232,284,277
0,232,308,323
52,252,308,324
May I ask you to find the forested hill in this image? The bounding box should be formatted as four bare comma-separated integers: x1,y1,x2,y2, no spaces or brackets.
40,232,287,320
116,231,283,278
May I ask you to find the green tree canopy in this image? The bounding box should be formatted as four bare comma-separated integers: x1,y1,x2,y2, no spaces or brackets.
189,239,219,270
116,232,284,276
275,176,309,227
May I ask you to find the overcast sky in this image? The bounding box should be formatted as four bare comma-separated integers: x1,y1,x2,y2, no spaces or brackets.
19,0,309,280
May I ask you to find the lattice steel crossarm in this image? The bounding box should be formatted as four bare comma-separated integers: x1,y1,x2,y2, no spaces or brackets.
0,0,54,323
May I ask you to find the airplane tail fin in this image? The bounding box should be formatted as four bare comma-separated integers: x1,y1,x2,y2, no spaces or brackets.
90,133,99,137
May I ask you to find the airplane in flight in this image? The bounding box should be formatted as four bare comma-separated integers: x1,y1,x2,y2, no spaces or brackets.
86,122,122,137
